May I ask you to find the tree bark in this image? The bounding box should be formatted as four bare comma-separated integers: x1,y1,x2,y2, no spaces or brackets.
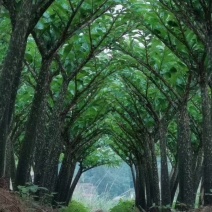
177,104,194,207
0,1,32,179
170,162,178,203
10,147,16,190
130,164,136,189
134,159,146,211
143,159,152,208
65,165,83,205
0,109,9,183
193,148,203,197
39,82,69,191
40,132,61,191
54,146,77,204
15,59,51,187
159,120,171,206
0,0,32,120
149,137,160,206
200,69,212,205
33,98,48,182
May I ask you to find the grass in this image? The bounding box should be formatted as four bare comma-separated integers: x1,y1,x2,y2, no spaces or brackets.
72,189,117,212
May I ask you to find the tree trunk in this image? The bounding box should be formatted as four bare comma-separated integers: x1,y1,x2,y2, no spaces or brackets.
40,82,69,191
5,136,13,190
0,109,9,185
134,160,146,211
10,147,16,190
201,27,212,205
170,162,178,203
130,164,136,189
54,147,77,204
143,135,160,207
33,99,48,185
65,166,83,205
0,62,24,188
143,159,152,208
193,148,203,198
15,59,51,187
0,1,32,180
200,69,212,205
149,137,160,206
40,136,61,191
177,104,194,207
159,120,171,206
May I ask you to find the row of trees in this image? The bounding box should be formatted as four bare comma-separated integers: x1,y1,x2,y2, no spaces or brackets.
0,0,128,205
104,0,212,210
0,0,212,211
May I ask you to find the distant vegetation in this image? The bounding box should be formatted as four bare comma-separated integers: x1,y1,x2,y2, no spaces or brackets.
80,163,133,198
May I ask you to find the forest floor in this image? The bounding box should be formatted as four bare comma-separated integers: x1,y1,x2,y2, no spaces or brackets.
0,188,59,212
1,188,212,212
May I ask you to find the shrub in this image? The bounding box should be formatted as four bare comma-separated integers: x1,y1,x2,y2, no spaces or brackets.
63,200,89,212
109,200,137,212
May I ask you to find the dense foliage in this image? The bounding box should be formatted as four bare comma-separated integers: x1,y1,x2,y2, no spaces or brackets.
0,0,212,211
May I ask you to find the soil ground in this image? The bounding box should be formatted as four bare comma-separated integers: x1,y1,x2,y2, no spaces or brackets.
0,188,212,212
0,188,59,211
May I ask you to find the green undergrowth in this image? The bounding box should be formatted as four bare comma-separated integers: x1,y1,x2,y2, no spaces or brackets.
72,188,117,211
63,199,137,212
109,200,137,212
62,200,89,212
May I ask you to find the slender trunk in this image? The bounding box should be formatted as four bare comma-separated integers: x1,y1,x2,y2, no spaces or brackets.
159,120,171,206
5,136,12,189
177,104,194,207
170,163,178,203
135,160,146,211
143,135,160,207
199,182,204,206
149,137,160,206
65,166,83,205
0,110,9,184
15,59,51,187
143,159,152,208
135,164,141,208
54,147,77,204
143,140,154,208
193,148,203,196
10,147,16,190
130,164,136,189
0,1,32,179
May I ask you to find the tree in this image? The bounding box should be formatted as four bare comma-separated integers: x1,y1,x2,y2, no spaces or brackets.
147,0,212,204
0,0,55,188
